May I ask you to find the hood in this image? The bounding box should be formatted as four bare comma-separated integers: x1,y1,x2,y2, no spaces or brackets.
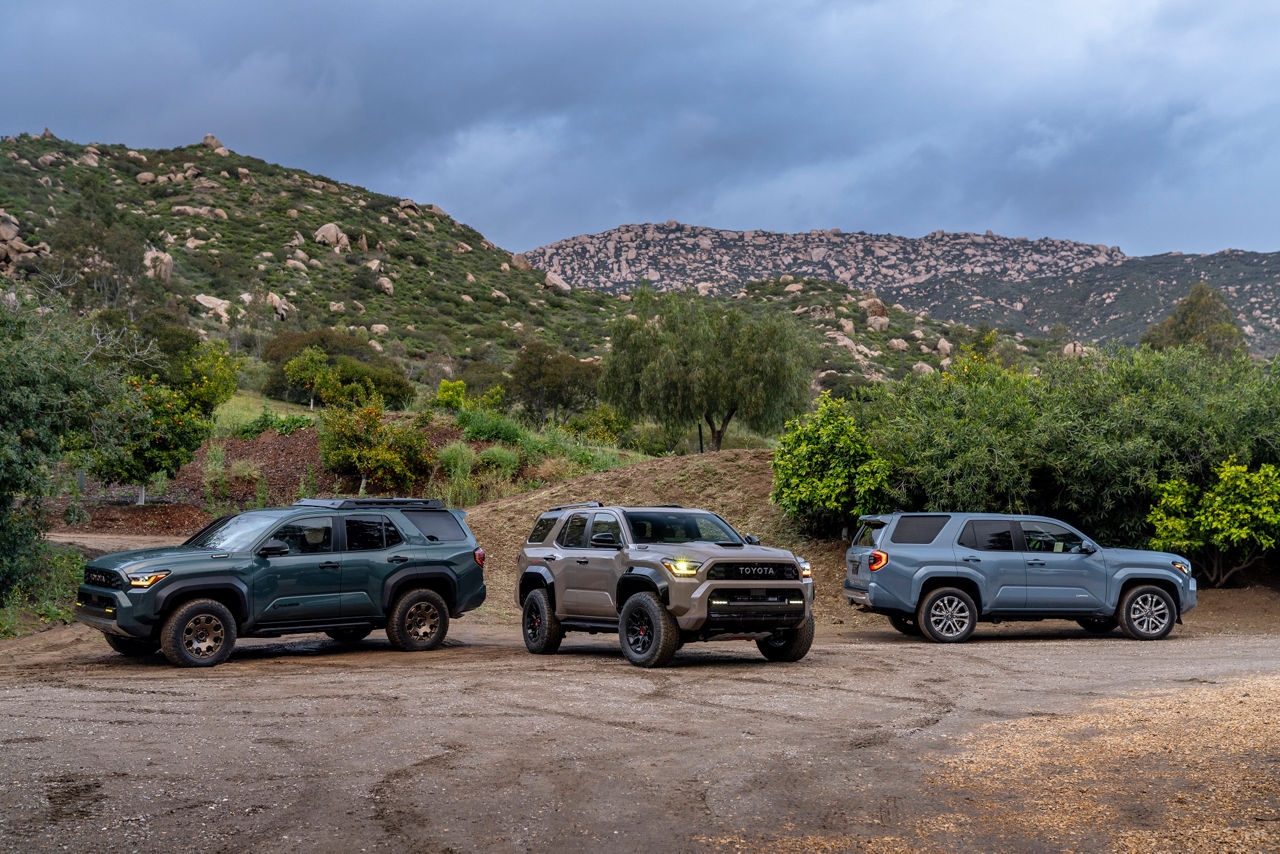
87,546,220,573
637,542,799,562
1102,547,1190,570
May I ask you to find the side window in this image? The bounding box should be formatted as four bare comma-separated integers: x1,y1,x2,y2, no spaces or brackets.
1020,520,1083,553
402,510,467,542
958,520,1013,552
558,514,589,548
890,515,951,545
272,516,333,555
346,515,386,552
383,519,404,548
590,513,622,543
526,514,560,544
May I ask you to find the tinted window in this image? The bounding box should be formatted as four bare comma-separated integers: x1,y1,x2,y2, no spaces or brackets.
852,524,881,547
958,520,1013,551
590,513,622,543
402,510,468,542
1020,520,1084,553
623,511,741,544
186,510,287,552
272,516,334,555
558,514,589,548
346,515,402,551
890,515,951,545
527,514,559,544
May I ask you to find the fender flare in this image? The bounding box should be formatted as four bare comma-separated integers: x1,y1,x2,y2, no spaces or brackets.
382,566,459,613
911,568,987,613
154,577,251,622
517,566,556,609
616,566,669,611
1112,568,1188,609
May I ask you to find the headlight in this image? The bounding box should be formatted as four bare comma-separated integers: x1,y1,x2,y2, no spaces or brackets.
1172,561,1190,575
660,558,702,577
127,570,171,588
797,558,812,579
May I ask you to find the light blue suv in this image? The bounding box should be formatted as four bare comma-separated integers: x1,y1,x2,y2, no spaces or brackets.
844,513,1196,642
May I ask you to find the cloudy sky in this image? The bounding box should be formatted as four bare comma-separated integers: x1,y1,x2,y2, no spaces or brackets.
6,0,1278,256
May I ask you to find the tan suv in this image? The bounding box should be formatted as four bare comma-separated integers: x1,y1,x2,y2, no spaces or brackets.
516,503,815,667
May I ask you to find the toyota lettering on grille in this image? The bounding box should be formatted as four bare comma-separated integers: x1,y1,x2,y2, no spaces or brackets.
739,566,777,576
86,569,116,587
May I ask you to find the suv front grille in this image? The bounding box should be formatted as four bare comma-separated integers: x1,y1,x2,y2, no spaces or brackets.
706,561,798,581
84,568,126,590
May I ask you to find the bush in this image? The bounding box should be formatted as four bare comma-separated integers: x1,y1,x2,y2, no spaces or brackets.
0,546,82,638
478,446,521,479
229,459,261,481
235,408,313,439
435,379,467,411
456,408,525,444
318,393,434,492
438,442,477,480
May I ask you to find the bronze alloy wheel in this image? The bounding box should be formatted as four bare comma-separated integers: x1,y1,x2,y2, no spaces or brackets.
182,613,226,659
405,600,440,642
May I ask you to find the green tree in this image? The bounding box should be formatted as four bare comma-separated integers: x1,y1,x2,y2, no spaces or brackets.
284,346,336,410
176,340,241,417
318,391,434,494
0,288,132,593
600,289,816,450
1148,459,1280,587
509,341,601,425
770,392,890,531
1140,282,1246,356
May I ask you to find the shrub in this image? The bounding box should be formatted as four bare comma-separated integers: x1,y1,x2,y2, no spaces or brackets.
456,408,525,444
235,408,313,439
318,393,434,492
438,442,477,480
229,459,261,482
478,446,521,479
435,379,467,411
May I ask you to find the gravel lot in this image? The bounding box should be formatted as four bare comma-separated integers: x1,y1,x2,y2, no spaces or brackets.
2,622,1277,852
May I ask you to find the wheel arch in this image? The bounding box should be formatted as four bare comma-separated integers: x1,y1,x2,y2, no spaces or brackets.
154,578,250,626
1115,571,1185,611
384,567,458,614
616,567,668,612
916,574,983,614
517,566,556,611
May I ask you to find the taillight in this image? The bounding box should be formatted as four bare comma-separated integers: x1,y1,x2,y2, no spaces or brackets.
868,550,888,571
473,547,486,568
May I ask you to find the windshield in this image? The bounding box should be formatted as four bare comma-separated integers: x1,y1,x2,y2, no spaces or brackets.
624,511,743,545
184,510,288,552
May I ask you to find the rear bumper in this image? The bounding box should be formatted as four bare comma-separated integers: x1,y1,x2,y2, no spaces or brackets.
455,582,487,616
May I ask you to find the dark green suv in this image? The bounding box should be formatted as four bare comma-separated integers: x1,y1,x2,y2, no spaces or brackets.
75,498,487,667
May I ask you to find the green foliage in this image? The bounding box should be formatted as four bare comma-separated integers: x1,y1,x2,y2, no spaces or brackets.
263,330,413,408
317,392,434,491
234,407,313,439
435,379,468,411
1140,282,1245,357
175,340,241,417
771,392,890,531
564,404,632,445
601,288,817,450
509,341,601,424
203,444,229,511
283,346,335,409
0,546,83,638
478,445,521,479
90,376,213,498
455,408,525,444
438,442,477,480
1149,459,1280,586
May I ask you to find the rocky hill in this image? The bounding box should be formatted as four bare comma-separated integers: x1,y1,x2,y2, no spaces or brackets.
527,222,1280,353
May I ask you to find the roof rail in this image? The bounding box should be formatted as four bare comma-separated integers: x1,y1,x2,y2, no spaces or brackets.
547,501,604,512
293,498,446,510
652,504,684,508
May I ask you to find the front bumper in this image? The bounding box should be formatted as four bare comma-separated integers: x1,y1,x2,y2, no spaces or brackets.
673,578,813,632
74,585,155,639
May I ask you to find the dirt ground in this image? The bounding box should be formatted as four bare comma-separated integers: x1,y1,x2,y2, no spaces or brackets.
1,622,1277,853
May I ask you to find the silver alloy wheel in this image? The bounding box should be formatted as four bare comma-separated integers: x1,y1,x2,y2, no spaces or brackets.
182,614,225,658
1129,592,1171,635
928,595,971,638
406,601,441,641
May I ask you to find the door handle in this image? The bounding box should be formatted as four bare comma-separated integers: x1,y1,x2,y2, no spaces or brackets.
319,561,339,570
1027,559,1046,567
388,555,409,564
962,556,981,563
575,558,589,565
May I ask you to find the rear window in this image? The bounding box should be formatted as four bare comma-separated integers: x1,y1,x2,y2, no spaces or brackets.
890,515,951,545
851,524,882,547
526,514,559,544
957,520,1014,552
402,510,468,542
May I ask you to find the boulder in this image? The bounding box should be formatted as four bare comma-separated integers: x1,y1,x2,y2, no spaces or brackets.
171,205,214,218
193,294,231,324
461,294,474,304
77,152,99,167
936,337,953,357
36,152,61,168
236,167,252,183
285,259,309,273
861,297,889,318
352,301,365,315
268,292,295,321
370,324,390,335
912,362,935,376
368,340,384,353
465,272,476,283
867,315,890,333
363,259,381,273
510,253,532,270
135,171,156,185
784,283,804,293
313,223,350,253
544,272,571,292
213,147,230,157
293,249,309,263
202,133,224,149
143,250,173,284
491,289,509,303
329,301,345,313
126,150,147,163
910,329,924,339
779,274,794,284
1063,342,1087,358
377,277,394,295
887,338,909,351
455,241,473,253
287,209,299,219
358,234,368,253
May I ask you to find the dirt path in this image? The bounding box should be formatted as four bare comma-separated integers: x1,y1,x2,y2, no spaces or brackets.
1,624,1277,852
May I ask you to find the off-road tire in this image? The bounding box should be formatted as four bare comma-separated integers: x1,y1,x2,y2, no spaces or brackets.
917,587,977,643
1118,585,1176,641
325,627,373,644
105,634,159,658
160,599,237,667
522,588,563,654
618,591,678,668
386,589,450,651
757,615,815,662
888,614,922,636
1077,617,1119,635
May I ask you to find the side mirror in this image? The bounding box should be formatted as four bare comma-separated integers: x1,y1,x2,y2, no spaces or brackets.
745,535,761,545
1078,542,1097,555
257,539,290,558
590,532,620,548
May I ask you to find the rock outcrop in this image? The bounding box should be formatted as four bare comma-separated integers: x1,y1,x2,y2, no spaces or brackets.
313,223,350,253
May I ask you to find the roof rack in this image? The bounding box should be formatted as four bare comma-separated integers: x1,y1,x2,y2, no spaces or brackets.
547,501,604,512
293,498,446,510
652,504,684,508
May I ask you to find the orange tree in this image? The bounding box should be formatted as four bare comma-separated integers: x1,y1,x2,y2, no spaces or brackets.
317,389,434,494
